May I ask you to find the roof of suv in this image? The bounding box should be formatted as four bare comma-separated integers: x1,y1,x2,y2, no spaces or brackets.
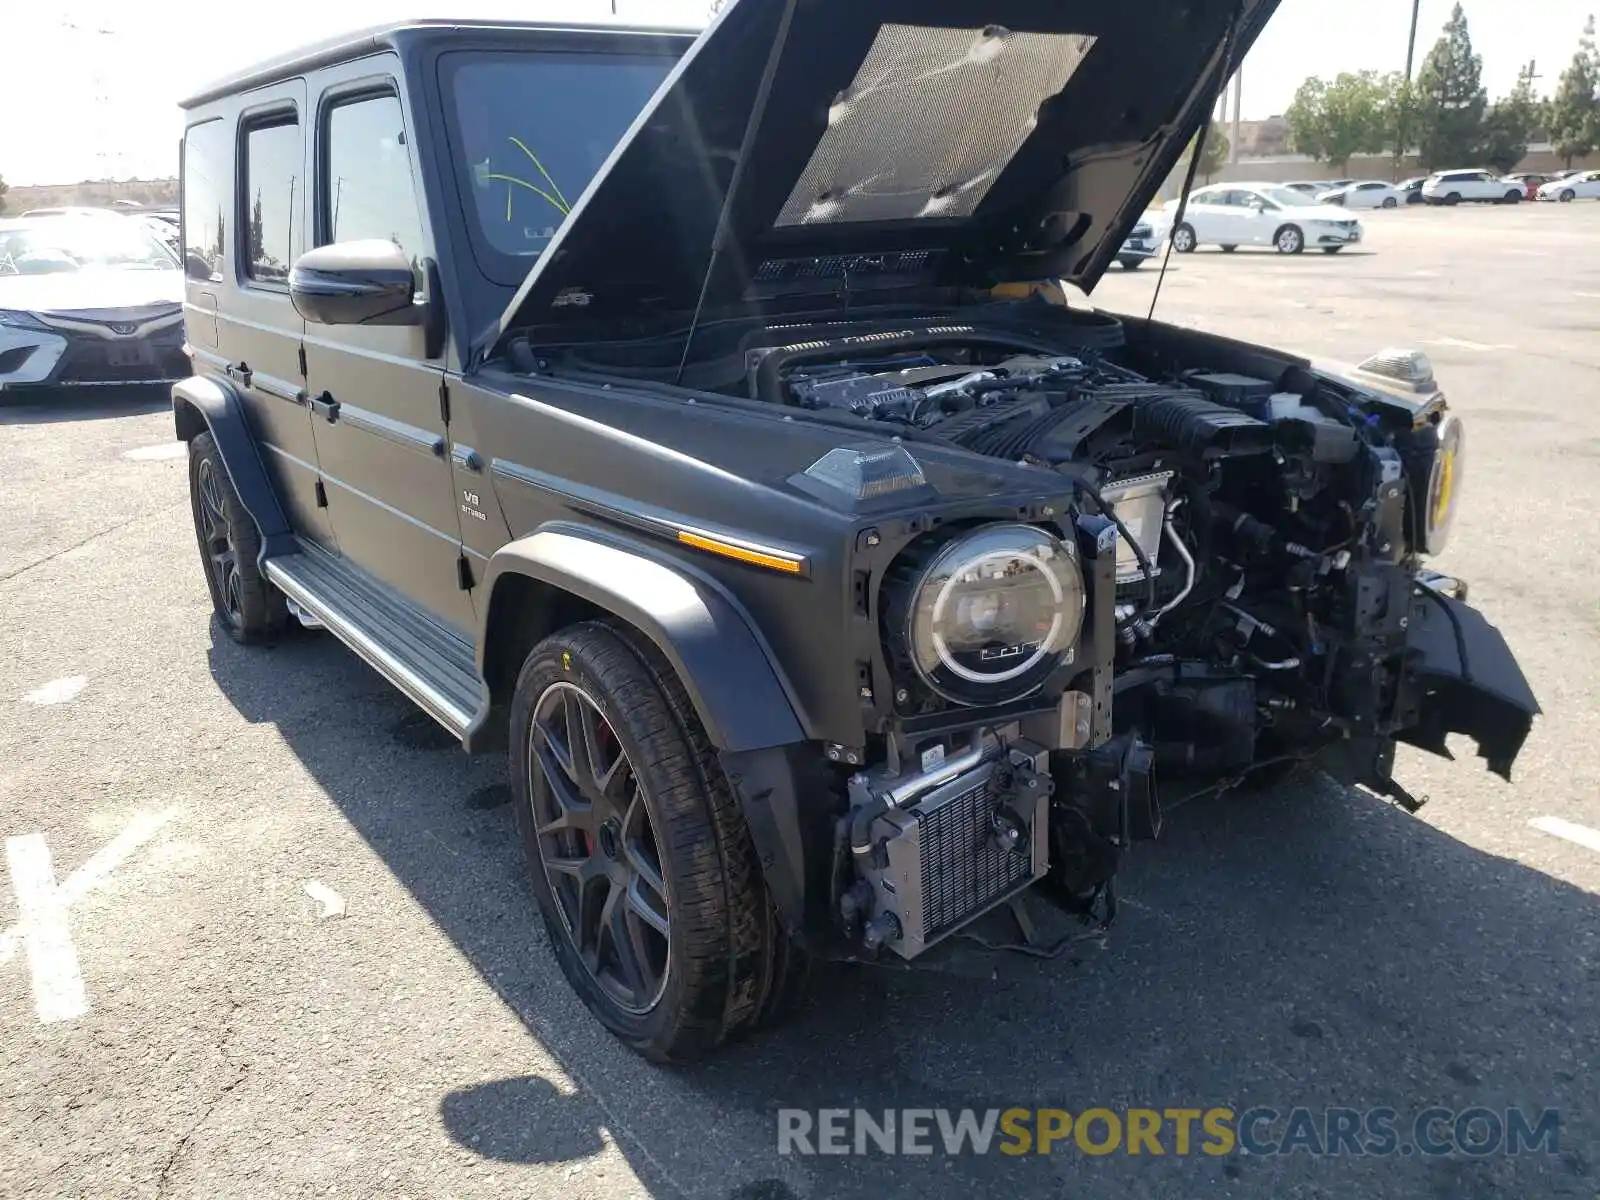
178,17,694,108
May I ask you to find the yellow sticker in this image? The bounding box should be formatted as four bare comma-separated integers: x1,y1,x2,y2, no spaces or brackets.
562,651,572,672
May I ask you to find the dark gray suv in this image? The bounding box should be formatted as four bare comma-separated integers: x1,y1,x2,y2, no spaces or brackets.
175,2,1535,1062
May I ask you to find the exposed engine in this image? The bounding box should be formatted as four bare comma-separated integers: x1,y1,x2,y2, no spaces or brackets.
753,315,1464,865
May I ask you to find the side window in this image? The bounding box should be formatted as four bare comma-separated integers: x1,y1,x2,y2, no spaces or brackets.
322,91,427,274
182,118,230,281
240,115,302,284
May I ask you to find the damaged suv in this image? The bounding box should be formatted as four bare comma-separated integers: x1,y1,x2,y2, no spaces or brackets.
175,0,1537,1061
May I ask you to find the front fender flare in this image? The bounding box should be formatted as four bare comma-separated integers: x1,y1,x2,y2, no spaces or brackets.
171,375,296,561
477,526,805,754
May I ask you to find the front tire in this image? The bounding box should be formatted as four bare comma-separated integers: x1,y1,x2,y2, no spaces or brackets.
1274,224,1305,254
1444,192,1461,205
1118,256,1143,270
1382,196,1398,208
1503,190,1522,203
187,431,286,644
1171,223,1197,253
510,620,785,1062
1560,189,1576,202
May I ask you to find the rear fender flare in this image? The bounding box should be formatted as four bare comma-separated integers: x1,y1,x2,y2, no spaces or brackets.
171,375,296,561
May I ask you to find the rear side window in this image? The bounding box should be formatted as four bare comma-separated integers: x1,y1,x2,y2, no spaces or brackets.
321,91,427,269
182,119,230,281
241,115,302,284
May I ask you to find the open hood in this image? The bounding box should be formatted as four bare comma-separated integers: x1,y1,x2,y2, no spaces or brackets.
493,0,1276,348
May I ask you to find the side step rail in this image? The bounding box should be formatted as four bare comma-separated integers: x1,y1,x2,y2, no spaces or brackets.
264,544,483,741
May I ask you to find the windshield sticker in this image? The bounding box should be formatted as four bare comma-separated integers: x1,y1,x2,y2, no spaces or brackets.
777,24,1097,228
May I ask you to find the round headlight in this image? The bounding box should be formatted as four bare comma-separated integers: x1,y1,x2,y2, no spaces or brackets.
1422,412,1464,555
904,524,1085,706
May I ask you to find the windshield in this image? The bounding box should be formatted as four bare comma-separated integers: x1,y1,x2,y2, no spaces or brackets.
0,218,178,276
1260,186,1317,207
442,50,680,284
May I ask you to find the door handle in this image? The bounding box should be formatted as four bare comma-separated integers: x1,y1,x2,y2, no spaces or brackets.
224,362,252,386
309,393,341,422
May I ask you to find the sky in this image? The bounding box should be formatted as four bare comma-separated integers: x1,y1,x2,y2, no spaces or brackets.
2,0,1594,185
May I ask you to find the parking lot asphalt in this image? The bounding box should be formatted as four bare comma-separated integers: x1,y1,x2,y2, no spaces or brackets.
2,202,1598,1200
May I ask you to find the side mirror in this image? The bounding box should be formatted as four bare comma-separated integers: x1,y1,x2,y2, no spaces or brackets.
289,240,423,327
184,251,215,281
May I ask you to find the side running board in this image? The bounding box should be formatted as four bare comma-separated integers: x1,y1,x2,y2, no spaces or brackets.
264,543,483,741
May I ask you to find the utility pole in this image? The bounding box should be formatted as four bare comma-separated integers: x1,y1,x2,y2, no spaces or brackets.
1399,0,1423,179
1404,0,1422,79
1231,68,1243,163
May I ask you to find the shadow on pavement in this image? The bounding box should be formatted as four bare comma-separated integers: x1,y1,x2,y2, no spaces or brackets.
208,625,1597,1200
0,384,170,424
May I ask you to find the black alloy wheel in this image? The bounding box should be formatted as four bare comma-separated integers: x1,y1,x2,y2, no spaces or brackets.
509,621,804,1061
528,679,671,1015
195,456,243,626
187,431,286,643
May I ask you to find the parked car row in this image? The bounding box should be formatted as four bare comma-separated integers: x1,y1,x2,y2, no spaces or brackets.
0,212,186,394
1118,182,1363,259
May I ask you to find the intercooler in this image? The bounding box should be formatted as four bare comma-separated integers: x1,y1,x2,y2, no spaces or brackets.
862,755,1050,959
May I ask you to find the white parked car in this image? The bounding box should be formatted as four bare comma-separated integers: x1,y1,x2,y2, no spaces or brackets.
1420,170,1524,205
1151,183,1363,254
1317,181,1403,209
1537,170,1600,201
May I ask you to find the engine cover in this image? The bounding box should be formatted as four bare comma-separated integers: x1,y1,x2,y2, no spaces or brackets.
859,755,1049,959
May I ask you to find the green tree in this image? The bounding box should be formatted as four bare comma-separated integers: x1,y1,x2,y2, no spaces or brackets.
1548,16,1599,168
249,192,265,268
1284,71,1396,171
1413,3,1489,169
1477,62,1542,174
1199,125,1230,181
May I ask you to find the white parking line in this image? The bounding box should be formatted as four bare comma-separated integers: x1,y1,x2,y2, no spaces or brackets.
1422,336,1515,352
303,880,346,919
122,442,186,462
21,676,88,707
0,809,178,1024
4,837,87,1023
1529,816,1600,854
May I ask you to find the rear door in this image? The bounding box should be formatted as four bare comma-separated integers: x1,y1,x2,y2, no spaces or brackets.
185,90,333,547
301,58,475,634
1184,188,1231,244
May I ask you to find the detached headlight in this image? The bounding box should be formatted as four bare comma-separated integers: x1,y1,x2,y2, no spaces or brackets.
901,524,1084,706
1421,412,1464,555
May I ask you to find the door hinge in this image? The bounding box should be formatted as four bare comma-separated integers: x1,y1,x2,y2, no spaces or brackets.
297,344,308,378
438,379,451,426
456,553,474,592
314,480,328,508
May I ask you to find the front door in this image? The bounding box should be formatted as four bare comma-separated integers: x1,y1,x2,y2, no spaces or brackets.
301,66,474,634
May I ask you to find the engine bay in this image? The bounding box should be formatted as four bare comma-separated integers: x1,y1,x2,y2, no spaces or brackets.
737,312,1457,802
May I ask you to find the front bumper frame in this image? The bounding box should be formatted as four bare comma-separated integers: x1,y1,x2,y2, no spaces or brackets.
1398,587,1539,780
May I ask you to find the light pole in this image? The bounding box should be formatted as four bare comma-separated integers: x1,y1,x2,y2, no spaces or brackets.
1404,0,1422,79
1398,0,1423,178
